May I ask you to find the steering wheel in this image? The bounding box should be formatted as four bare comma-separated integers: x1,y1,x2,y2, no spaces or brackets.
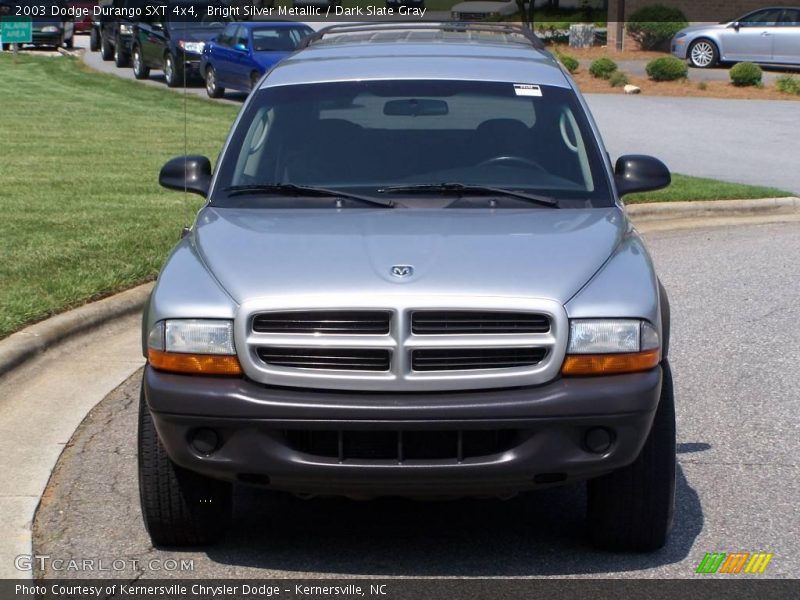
477,155,545,171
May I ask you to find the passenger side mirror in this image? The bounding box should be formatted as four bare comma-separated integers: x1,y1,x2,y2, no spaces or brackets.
159,155,212,197
730,21,740,31
234,42,247,52
614,155,671,197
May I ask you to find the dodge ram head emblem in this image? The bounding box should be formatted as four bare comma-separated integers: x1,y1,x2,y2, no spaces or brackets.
391,265,414,278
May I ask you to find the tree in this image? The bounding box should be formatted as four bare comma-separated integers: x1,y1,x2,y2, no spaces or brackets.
515,0,537,28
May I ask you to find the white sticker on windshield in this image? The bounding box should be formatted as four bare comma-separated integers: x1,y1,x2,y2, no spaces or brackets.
514,84,542,97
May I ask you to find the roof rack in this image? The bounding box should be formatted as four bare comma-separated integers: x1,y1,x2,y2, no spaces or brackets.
298,22,546,50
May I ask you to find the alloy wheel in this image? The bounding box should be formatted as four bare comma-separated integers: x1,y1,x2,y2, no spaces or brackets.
690,41,715,68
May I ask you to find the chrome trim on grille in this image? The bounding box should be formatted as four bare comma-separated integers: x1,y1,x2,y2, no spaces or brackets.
235,295,568,391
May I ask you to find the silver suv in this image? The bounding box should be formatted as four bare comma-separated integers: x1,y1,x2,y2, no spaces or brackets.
139,23,675,552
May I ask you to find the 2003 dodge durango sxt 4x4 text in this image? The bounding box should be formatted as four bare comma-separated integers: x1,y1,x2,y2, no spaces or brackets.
140,23,676,552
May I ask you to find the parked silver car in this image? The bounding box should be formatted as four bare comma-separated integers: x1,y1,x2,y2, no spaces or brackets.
672,6,800,68
142,23,675,552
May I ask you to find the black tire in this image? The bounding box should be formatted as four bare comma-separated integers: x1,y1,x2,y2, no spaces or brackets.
205,66,224,98
138,384,232,546
114,38,130,68
164,52,184,88
100,33,113,61
90,27,100,52
688,39,719,69
587,361,676,552
132,45,150,80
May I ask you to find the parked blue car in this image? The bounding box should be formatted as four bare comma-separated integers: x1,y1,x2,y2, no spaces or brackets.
201,21,314,98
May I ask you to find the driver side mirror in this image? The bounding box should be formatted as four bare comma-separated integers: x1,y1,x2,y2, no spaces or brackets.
614,155,671,197
234,42,247,52
730,21,741,31
159,155,212,197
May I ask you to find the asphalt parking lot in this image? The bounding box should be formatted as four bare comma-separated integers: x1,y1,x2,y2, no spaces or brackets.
33,221,800,580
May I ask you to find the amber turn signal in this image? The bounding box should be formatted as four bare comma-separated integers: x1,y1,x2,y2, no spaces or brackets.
148,349,243,376
561,349,659,377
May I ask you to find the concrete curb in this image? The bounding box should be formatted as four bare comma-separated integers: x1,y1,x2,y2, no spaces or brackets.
0,283,152,379
626,196,800,221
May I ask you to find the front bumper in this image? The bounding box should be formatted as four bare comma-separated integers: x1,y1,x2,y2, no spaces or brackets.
144,365,662,497
671,38,689,59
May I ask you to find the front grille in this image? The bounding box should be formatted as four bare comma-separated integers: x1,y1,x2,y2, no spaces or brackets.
257,347,391,371
253,311,391,335
412,311,550,334
411,347,547,371
285,429,520,462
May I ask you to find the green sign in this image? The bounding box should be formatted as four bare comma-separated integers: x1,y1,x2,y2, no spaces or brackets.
1,17,33,45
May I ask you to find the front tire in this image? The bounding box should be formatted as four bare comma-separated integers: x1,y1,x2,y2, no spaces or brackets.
688,39,718,69
132,45,150,79
114,38,130,68
100,33,113,61
164,52,183,87
90,27,100,52
587,361,676,552
205,66,224,98
138,384,232,546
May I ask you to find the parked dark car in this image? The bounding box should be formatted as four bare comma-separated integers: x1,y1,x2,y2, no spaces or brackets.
98,0,154,67
131,0,232,87
0,0,74,49
201,21,313,98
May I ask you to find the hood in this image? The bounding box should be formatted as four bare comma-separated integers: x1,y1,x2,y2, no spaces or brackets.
678,23,728,36
253,50,292,70
193,207,627,306
170,28,221,43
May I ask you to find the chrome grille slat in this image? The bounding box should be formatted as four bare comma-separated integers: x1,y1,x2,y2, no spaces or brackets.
257,347,391,371
411,347,547,372
253,310,391,334
412,310,550,334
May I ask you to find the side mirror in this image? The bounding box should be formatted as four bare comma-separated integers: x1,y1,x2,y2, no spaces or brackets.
234,42,247,52
731,21,740,31
159,155,212,197
614,155,671,197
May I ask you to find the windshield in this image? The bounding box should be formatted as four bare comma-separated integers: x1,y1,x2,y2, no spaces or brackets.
212,80,613,208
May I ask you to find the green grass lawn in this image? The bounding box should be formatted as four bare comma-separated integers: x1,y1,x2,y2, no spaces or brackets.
625,174,792,204
0,54,238,338
0,54,793,339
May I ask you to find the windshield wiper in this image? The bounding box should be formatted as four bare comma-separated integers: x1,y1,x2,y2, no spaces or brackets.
223,184,395,208
379,183,558,208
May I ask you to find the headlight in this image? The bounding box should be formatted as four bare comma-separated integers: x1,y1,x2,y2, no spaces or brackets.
147,319,242,376
562,319,660,376
179,41,205,54
41,26,60,33
119,24,132,34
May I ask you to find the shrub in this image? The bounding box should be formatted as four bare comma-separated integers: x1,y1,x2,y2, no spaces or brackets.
626,4,689,51
589,57,618,80
609,71,629,88
697,81,708,91
557,53,579,74
645,56,688,81
776,75,800,96
730,62,762,87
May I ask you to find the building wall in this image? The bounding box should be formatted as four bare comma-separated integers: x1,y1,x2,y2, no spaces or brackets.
607,0,798,51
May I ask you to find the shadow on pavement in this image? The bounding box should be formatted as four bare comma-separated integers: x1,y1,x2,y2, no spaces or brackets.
205,464,703,576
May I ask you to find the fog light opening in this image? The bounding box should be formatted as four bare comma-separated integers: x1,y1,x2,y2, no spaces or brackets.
190,428,220,455
584,427,614,454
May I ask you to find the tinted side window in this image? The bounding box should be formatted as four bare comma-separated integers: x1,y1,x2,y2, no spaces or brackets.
740,9,782,25
779,9,800,25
